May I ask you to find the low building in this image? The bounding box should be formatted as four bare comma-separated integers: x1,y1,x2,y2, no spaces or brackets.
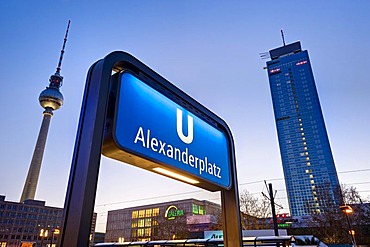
105,198,221,242
0,195,96,247
93,232,106,245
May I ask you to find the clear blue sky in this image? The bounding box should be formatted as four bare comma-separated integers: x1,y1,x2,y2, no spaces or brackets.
1,1,369,232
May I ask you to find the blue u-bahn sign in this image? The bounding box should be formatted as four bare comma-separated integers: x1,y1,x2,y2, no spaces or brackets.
104,72,231,190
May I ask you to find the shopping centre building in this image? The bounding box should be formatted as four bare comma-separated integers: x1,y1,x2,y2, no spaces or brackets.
105,198,221,243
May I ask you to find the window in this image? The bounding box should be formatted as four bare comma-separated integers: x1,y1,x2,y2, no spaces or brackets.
145,209,152,217
192,204,199,214
138,210,145,218
152,208,159,216
138,219,144,227
132,211,138,219
137,229,144,237
199,206,205,215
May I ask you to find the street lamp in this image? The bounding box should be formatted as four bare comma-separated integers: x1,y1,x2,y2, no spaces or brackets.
340,205,357,247
50,229,60,247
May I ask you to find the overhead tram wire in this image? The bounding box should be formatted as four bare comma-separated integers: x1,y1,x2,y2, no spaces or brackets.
95,178,286,208
239,177,284,186
339,168,370,174
95,190,204,207
95,168,370,208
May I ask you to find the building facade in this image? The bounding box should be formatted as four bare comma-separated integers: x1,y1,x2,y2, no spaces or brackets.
0,195,96,247
105,198,221,243
266,41,341,216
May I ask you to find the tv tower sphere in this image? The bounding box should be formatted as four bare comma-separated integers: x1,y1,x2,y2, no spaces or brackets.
39,75,64,111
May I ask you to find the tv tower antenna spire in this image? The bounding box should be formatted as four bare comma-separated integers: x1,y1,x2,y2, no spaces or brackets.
281,29,286,46
56,20,71,76
20,20,71,203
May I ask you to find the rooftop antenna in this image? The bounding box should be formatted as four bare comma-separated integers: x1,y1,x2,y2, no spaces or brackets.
56,20,71,76
280,28,286,46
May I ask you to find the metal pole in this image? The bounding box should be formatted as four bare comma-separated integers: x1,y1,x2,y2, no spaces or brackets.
345,213,357,247
268,183,279,236
59,60,106,247
50,231,54,247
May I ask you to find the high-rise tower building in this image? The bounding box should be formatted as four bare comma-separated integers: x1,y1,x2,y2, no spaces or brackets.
265,41,341,216
20,21,70,203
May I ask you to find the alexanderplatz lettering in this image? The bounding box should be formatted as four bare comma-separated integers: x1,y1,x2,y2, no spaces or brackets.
134,127,222,179
60,52,242,247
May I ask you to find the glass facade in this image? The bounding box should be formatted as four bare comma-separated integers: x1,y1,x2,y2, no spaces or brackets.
105,199,220,242
266,42,341,216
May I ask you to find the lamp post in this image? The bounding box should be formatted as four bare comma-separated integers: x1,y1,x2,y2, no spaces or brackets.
340,205,357,247
50,229,60,247
39,229,48,247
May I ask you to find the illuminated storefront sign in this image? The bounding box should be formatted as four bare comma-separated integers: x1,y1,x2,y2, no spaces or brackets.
165,205,184,220
278,223,292,228
204,230,223,239
106,72,231,190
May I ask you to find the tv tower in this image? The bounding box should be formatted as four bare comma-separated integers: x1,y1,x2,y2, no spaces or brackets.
20,21,71,203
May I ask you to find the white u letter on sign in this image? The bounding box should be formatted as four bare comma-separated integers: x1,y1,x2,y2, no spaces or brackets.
176,108,193,144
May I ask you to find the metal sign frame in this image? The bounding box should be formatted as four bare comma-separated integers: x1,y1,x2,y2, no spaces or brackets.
103,71,231,191
59,51,242,247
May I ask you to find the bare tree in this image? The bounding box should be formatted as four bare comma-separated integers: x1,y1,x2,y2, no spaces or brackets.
239,189,271,229
154,216,189,240
342,184,365,204
302,184,370,245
